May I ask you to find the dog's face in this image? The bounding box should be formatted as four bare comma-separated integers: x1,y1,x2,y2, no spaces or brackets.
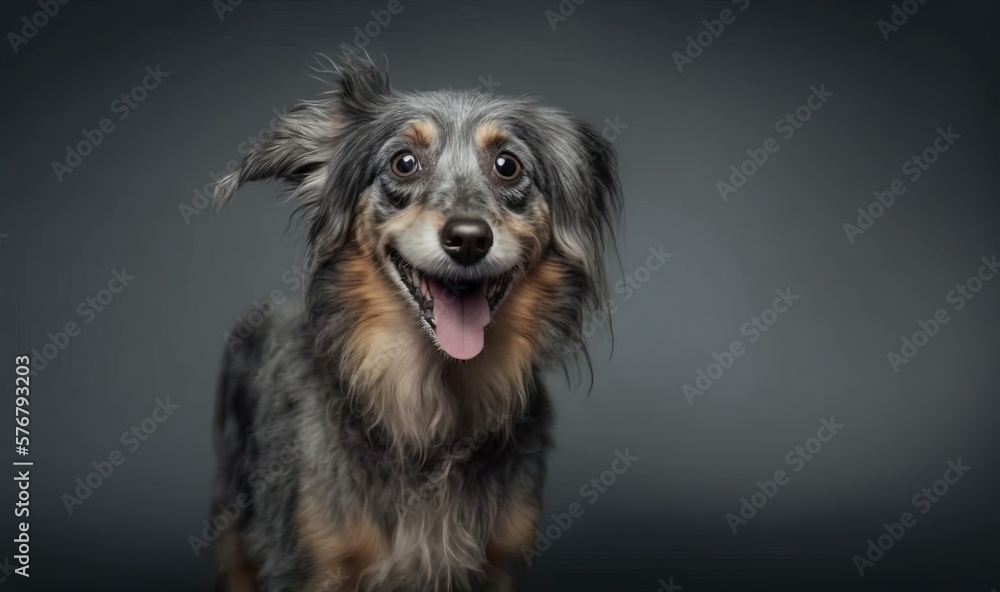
354,102,560,360
216,58,621,365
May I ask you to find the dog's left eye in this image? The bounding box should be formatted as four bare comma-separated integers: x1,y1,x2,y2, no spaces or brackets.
392,152,419,177
493,154,521,181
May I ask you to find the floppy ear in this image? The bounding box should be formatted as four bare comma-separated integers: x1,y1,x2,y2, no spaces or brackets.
213,56,392,254
518,108,623,316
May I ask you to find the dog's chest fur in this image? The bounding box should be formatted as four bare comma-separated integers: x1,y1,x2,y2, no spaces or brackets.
296,389,547,591
239,311,550,591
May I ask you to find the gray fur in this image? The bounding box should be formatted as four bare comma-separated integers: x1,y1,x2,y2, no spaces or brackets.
211,56,621,591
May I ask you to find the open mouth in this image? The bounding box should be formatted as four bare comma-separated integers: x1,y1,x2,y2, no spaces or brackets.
388,249,513,360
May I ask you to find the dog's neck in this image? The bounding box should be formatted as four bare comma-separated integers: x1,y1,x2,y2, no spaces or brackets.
343,341,534,455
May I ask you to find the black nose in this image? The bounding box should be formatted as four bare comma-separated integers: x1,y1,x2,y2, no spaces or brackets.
441,218,493,266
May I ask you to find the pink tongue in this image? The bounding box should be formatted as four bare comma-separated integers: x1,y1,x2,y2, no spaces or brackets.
428,278,490,360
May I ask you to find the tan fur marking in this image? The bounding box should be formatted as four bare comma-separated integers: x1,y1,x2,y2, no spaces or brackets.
404,120,437,148
340,252,408,350
498,202,551,264
493,257,565,350
475,122,507,152
298,485,388,591
217,532,258,592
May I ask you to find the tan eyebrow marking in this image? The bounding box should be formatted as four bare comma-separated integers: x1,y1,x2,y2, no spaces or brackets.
403,120,437,147
475,122,508,152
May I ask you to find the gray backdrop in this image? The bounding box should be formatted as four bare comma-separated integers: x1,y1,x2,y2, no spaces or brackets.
1,0,998,590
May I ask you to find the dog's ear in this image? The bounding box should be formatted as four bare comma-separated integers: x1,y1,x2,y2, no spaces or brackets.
518,108,623,316
212,101,337,208
213,56,392,251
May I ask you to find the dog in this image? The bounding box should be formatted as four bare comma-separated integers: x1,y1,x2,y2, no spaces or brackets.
210,56,622,592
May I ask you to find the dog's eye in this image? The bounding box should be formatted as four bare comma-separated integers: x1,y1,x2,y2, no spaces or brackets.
392,153,419,177
493,154,521,181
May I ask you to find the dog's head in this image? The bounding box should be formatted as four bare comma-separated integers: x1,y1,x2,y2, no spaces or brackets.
216,57,621,371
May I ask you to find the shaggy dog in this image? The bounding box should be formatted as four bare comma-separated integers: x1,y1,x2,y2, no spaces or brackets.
211,56,621,592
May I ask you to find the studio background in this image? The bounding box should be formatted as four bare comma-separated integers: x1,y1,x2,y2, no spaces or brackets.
1,0,998,590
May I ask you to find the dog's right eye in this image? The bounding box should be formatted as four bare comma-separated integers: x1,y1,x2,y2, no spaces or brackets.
391,153,419,177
